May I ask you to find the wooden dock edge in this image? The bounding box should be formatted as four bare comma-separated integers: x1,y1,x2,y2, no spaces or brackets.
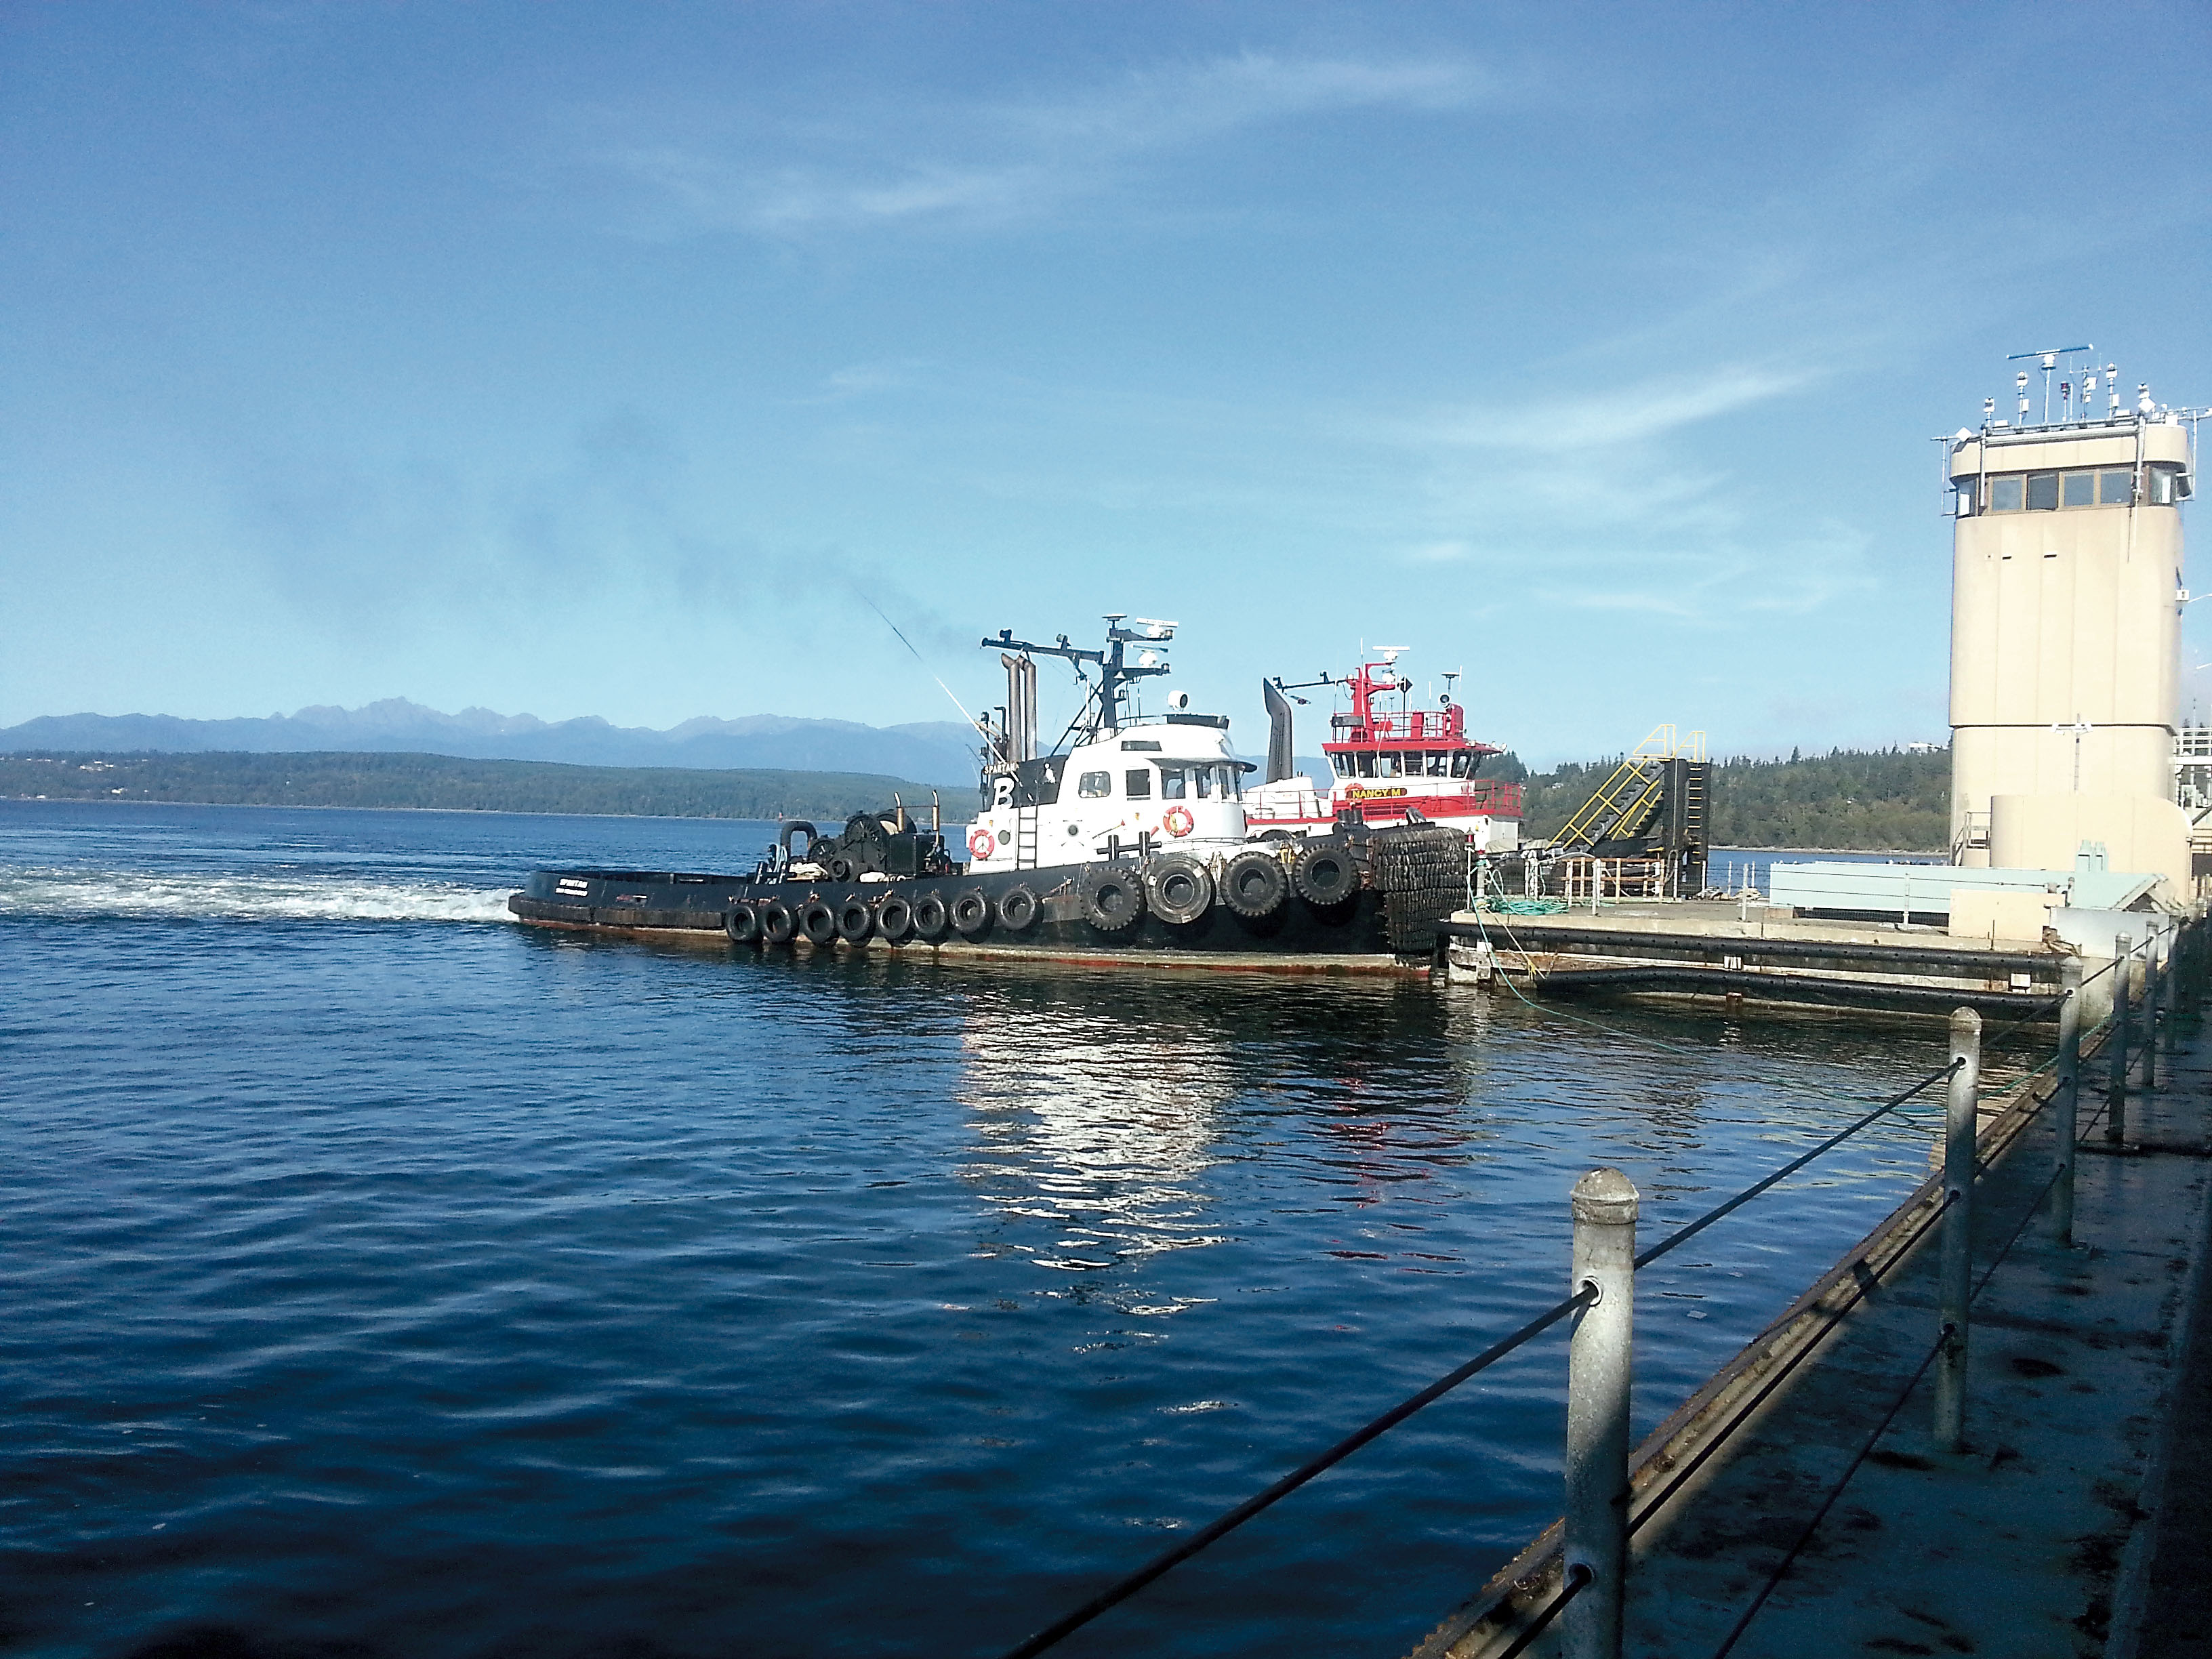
1401,1040,2075,1658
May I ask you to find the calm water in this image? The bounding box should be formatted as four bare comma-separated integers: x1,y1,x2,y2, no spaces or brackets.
0,802,2004,1659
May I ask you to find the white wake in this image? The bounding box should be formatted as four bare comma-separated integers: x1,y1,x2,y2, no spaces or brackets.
0,867,516,922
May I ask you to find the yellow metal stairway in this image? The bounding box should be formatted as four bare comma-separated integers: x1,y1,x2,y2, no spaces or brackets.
1557,725,1696,848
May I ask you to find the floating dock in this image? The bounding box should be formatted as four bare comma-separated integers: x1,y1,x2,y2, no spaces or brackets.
1441,899,2110,1022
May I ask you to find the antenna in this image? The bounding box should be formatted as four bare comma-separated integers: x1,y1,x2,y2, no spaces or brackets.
2007,345,2093,426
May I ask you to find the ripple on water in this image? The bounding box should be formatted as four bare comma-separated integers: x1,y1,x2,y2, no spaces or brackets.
0,803,1969,1658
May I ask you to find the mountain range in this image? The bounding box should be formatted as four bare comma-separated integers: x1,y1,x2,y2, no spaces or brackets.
0,700,986,787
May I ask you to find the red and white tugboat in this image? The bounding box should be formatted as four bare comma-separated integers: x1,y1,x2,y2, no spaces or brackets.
1245,650,1523,850
508,619,1472,965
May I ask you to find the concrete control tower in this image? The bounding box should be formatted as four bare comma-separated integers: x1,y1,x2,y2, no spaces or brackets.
1948,350,2200,888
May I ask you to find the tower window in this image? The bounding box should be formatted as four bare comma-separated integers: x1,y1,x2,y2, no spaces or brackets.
2026,472,2060,510
1990,476,2025,512
2061,472,2096,508
2100,470,2135,506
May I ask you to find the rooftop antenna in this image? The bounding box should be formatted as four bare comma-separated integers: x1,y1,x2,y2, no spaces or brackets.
1441,668,1462,706
2107,362,2121,413
2008,345,2093,427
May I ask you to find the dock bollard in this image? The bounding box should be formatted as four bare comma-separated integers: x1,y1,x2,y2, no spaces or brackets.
2053,957,2083,1249
2107,935,2131,1146
1565,1168,1637,1659
1934,1009,1980,1454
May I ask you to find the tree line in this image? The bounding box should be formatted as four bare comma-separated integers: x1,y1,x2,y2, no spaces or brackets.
0,750,951,822
7,743,1953,849
1484,745,1950,851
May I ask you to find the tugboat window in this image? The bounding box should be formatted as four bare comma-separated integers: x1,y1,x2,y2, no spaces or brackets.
2062,472,2096,508
1125,769,1151,798
2026,472,2060,510
1452,752,1476,779
1161,769,1187,798
2100,470,2135,506
1078,771,1111,798
1990,476,2025,512
1216,766,1241,798
1194,767,1214,799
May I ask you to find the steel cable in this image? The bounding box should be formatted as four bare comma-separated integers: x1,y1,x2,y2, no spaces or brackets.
1707,1076,2121,1656
995,1285,1599,1659
1633,1061,1960,1272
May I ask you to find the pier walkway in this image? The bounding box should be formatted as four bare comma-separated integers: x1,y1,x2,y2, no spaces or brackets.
1412,1019,2212,1658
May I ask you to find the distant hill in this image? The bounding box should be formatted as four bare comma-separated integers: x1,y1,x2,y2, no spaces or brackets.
0,751,960,822
0,699,982,787
1491,745,1950,852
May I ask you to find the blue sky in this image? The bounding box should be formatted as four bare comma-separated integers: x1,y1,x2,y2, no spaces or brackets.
4,3,2207,764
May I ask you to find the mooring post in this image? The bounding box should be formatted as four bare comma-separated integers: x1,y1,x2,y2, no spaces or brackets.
1934,1008,1981,1453
2162,919,2182,1066
2142,922,2162,1090
2107,935,2131,1146
1565,1168,1637,1659
2054,956,2083,1248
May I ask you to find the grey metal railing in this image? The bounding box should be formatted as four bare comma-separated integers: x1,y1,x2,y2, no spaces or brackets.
993,918,2198,1659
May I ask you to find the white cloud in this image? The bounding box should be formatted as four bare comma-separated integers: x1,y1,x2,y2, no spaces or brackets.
1389,361,1819,455
574,51,1493,239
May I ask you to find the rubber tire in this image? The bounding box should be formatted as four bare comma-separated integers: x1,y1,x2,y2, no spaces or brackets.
835,898,875,943
912,893,950,941
876,893,914,944
951,888,991,937
1145,855,1213,925
799,899,839,946
825,856,854,883
1221,852,1289,919
997,884,1040,932
1080,865,1146,933
758,899,796,945
724,901,760,944
1293,841,1360,906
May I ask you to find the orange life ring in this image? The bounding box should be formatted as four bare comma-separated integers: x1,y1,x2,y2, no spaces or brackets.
1163,806,1195,838
968,827,996,860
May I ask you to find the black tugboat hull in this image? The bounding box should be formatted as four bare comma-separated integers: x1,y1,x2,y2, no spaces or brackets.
508,859,1434,966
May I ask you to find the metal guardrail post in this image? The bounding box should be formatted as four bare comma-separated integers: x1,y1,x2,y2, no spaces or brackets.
1565,1168,1637,1659
2054,956,2083,1248
2108,935,2131,1146
2142,923,2162,1090
1934,1008,1980,1453
2163,919,2182,1065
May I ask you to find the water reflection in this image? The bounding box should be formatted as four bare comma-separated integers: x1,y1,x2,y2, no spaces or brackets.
956,980,1237,1273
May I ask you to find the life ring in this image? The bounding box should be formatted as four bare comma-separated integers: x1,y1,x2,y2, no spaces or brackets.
1163,806,1195,838
968,827,996,861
